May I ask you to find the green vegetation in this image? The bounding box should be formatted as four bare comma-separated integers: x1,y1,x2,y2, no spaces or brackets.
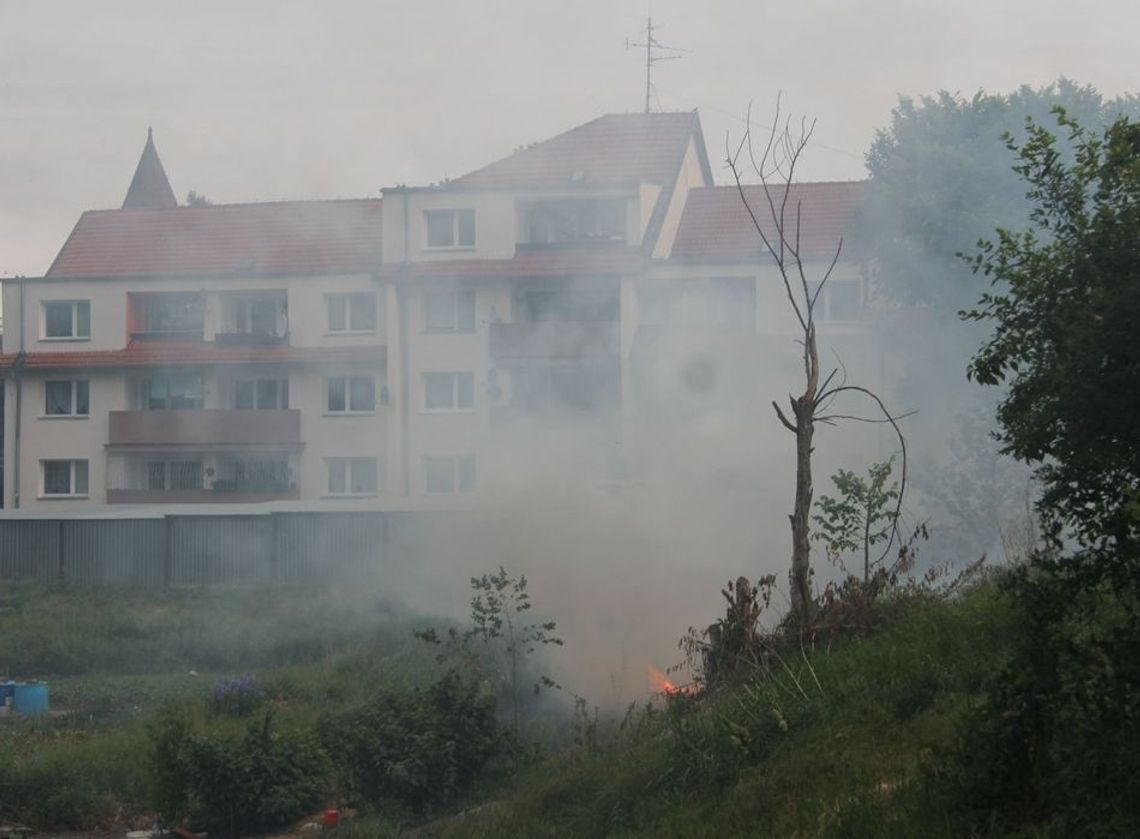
0,581,471,833
432,583,1015,838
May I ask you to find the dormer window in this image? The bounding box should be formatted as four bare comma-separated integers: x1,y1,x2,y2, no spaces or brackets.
522,199,626,245
425,209,475,248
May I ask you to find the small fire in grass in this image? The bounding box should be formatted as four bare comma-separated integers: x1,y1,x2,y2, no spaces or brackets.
647,663,695,696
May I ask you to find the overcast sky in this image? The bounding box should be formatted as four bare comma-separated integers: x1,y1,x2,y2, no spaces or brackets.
2,0,1139,278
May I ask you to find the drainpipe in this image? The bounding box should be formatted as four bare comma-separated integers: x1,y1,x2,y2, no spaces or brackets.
400,189,411,497
12,277,26,508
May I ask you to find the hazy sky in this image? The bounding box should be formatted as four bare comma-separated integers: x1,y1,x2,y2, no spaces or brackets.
2,0,1138,278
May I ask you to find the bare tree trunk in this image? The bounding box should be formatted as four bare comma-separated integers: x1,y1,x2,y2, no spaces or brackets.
791,397,815,619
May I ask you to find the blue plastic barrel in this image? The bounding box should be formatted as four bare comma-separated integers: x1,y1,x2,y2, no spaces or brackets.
13,682,49,716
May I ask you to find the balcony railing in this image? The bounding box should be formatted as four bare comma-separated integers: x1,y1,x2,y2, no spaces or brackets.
108,410,302,447
213,330,290,346
107,487,300,504
489,321,619,360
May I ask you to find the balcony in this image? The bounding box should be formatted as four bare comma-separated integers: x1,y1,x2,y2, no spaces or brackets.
213,330,289,347
489,321,619,360
108,410,302,448
107,487,300,504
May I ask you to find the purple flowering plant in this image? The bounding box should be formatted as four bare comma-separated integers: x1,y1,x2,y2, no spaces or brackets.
212,674,265,717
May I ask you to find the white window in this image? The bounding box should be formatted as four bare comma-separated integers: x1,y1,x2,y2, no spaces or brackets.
327,293,377,333
819,279,862,322
43,301,90,340
423,372,475,411
231,297,287,337
327,457,378,496
140,375,204,410
42,459,89,496
425,209,475,248
424,456,476,494
234,378,289,410
425,290,476,333
327,375,376,413
44,380,90,417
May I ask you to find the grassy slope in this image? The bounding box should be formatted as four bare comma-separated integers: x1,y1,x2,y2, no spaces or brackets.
430,584,1018,838
0,581,443,831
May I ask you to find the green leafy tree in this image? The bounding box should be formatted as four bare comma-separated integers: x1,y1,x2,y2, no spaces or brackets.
418,566,562,738
945,111,1140,835
812,458,900,582
964,113,1140,549
856,80,1139,561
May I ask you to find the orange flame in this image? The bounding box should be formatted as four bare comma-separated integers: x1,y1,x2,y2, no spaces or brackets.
647,663,684,695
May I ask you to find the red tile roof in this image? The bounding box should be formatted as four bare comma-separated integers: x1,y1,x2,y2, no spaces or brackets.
379,246,645,279
452,112,708,189
46,199,382,279
0,342,386,371
670,182,864,262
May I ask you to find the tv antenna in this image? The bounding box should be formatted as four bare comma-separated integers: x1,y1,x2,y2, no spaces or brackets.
626,16,690,113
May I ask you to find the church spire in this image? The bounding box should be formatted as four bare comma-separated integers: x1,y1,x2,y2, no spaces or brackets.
122,127,177,210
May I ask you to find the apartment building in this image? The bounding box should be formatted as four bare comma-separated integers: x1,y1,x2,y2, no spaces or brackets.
1,114,866,509
1,132,388,508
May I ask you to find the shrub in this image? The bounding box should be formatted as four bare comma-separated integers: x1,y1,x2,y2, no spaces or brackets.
211,674,265,717
320,670,506,815
151,708,327,836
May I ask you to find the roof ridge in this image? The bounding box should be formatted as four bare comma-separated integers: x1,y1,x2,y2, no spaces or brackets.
80,197,383,215
697,179,868,190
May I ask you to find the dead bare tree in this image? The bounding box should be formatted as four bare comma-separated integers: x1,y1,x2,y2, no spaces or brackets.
726,97,908,623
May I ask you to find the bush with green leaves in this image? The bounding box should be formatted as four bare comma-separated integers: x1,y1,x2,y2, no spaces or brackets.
940,110,1140,835
151,708,327,836
319,670,505,816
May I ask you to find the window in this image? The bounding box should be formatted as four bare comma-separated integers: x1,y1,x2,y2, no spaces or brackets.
145,459,203,491
327,293,377,333
327,375,376,413
512,287,620,322
423,372,474,411
523,199,625,244
44,380,90,416
141,294,204,334
231,297,287,336
43,301,90,339
327,457,378,496
140,375,204,410
215,455,290,492
425,290,476,333
234,378,289,410
42,459,88,496
823,279,862,322
424,456,476,493
425,209,475,248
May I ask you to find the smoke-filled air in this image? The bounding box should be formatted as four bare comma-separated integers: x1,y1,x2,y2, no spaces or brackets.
1,2,1138,837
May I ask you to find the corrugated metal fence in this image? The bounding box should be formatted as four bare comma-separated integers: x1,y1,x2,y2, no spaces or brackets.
0,511,392,587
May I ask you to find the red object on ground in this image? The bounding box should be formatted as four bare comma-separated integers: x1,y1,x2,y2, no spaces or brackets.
322,809,340,827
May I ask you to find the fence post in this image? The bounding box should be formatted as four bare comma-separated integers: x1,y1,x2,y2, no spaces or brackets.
57,519,65,586
164,515,174,589
270,513,280,586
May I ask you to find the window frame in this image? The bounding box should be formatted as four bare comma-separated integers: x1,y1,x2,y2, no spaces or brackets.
139,374,205,411
43,379,90,418
325,456,379,497
41,459,89,497
233,378,289,410
424,209,476,249
326,375,377,415
326,293,377,334
41,300,91,341
422,371,475,412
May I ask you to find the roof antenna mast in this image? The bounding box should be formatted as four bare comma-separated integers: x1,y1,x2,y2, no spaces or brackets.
626,16,689,113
